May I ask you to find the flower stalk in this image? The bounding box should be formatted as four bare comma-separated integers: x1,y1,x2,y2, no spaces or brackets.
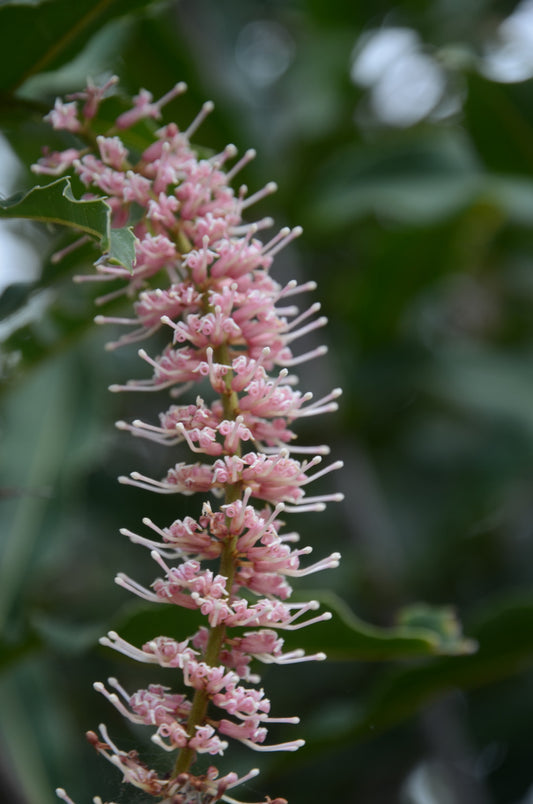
35,79,342,804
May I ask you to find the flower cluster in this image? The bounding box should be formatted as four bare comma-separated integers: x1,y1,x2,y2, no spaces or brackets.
35,80,342,804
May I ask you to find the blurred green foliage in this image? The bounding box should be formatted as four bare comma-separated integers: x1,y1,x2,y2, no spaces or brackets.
3,1,533,803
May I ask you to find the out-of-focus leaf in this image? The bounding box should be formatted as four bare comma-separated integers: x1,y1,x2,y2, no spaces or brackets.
0,177,135,268
423,346,533,433
464,73,533,176
308,134,479,226
31,614,103,655
0,659,76,804
0,357,77,635
0,629,42,674
334,594,533,743
274,593,474,660
0,0,165,92
0,288,91,385
396,603,473,654
19,14,135,100
307,132,533,227
0,281,35,321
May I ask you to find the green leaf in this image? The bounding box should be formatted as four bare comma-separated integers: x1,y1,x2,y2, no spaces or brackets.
423,346,533,434
0,0,164,92
307,131,533,228
31,614,103,655
337,594,533,742
0,177,107,238
396,602,473,655
464,73,533,177
0,177,135,268
281,592,476,660
0,275,105,386
0,629,42,675
108,224,135,268
308,133,480,226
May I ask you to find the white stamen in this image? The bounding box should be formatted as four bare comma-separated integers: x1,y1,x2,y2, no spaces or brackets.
115,571,162,602
239,737,305,752
285,301,321,331
231,215,273,235
302,460,344,485
119,472,180,494
295,387,342,418
279,344,328,366
211,143,238,168
285,552,341,577
225,148,256,182
241,181,277,210
264,225,302,258
284,316,328,345
185,100,214,138
283,611,333,630
279,279,317,298
56,790,76,804
157,81,187,110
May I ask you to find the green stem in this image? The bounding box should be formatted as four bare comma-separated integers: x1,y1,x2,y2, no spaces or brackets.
172,343,242,777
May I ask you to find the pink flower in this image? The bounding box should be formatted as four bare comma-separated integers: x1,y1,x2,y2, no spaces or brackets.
67,76,119,119
44,99,81,132
115,83,187,129
96,136,129,168
32,148,82,176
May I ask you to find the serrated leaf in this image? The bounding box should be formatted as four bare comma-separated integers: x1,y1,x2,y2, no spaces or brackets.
0,177,108,238
0,177,135,269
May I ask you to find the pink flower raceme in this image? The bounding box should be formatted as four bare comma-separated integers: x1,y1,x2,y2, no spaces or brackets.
35,79,342,804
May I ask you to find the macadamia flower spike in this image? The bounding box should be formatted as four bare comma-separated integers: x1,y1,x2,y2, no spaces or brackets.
36,78,342,804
